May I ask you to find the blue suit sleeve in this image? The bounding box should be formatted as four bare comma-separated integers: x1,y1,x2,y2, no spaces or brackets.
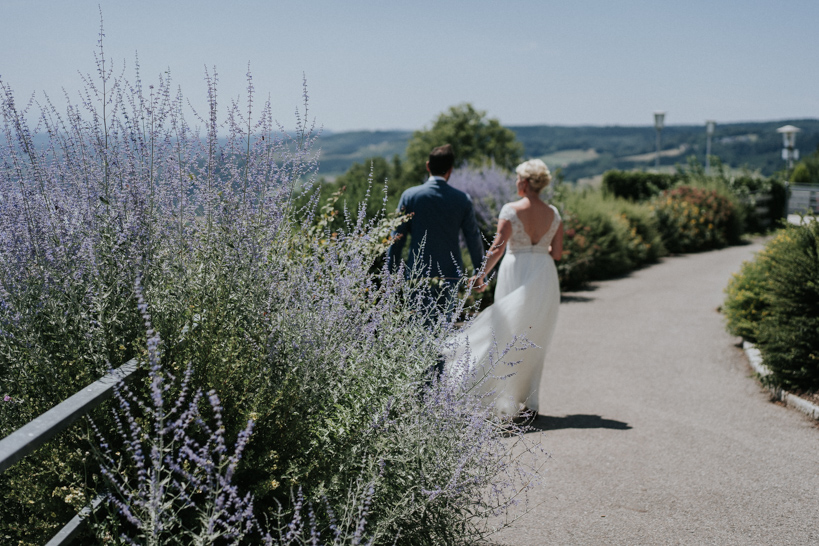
461,197,485,274
387,193,411,271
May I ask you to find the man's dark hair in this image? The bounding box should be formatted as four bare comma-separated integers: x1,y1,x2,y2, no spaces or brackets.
428,144,455,176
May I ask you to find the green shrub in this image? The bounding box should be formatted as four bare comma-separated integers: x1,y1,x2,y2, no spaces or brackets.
723,254,772,343
615,199,667,265
790,147,819,185
755,221,819,392
551,188,667,290
602,170,678,201
652,186,741,253
558,191,635,289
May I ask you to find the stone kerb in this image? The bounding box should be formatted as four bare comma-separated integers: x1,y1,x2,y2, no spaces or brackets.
742,341,819,421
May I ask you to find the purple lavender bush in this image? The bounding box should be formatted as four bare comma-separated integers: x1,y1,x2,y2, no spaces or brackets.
90,288,259,544
0,23,542,545
90,287,385,544
448,164,516,239
449,162,559,236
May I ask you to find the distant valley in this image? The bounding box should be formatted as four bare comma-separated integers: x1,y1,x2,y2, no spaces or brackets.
315,120,819,182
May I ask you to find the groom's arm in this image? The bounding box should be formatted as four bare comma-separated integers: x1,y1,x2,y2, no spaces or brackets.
387,194,411,272
461,199,485,275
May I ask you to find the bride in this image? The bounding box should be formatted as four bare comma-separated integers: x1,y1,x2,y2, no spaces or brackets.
447,159,562,419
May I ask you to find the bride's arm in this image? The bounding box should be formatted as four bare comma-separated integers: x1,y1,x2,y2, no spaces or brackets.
549,222,564,261
472,218,512,291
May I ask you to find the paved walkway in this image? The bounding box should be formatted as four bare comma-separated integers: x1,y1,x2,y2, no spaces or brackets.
495,241,819,545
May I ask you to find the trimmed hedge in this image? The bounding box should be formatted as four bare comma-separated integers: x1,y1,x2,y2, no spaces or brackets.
724,254,771,343
724,220,819,392
756,221,819,391
602,170,678,201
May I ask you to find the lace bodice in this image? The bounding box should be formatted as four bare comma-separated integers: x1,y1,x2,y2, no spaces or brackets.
499,203,561,255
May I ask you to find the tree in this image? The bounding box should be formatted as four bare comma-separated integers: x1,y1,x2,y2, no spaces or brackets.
790,145,819,185
405,103,524,183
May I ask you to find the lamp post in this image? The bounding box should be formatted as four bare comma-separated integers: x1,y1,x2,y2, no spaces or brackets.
776,125,801,171
654,111,665,168
705,120,716,175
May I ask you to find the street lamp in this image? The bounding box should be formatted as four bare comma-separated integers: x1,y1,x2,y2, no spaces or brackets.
776,125,801,170
705,120,716,175
654,112,665,168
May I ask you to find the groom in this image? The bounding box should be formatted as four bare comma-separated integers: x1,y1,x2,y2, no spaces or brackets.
387,144,485,314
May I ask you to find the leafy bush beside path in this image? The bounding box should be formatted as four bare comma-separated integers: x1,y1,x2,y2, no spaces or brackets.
724,220,819,393
652,186,741,253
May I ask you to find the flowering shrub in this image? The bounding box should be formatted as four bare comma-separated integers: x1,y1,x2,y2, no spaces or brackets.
724,220,819,392
446,164,511,310
556,190,666,290
89,291,384,545
558,208,631,289
448,163,517,237
90,292,260,544
652,186,741,253
0,28,539,545
557,213,599,290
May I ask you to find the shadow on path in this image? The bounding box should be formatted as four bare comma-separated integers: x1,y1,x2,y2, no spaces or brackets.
560,294,595,304
525,414,632,433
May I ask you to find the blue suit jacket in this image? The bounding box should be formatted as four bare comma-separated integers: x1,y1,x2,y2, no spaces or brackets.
387,177,484,281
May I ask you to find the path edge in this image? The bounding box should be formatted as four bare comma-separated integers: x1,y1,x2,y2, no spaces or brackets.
743,341,819,421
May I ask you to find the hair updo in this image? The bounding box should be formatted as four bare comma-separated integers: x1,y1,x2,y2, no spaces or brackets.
515,159,552,192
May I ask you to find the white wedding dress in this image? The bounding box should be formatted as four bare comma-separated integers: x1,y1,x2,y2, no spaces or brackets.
447,203,561,417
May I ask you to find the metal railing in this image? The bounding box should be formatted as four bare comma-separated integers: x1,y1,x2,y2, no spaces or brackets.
0,360,138,545
788,184,819,215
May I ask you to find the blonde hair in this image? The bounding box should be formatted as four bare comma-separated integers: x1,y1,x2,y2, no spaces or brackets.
515,159,552,192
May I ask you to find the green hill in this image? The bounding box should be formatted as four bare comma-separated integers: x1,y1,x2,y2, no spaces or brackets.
315,120,819,181
315,130,410,177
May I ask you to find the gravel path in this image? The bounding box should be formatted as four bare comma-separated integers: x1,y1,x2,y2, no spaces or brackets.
495,241,819,545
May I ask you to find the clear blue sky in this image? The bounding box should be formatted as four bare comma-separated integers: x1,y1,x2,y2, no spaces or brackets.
1,0,817,132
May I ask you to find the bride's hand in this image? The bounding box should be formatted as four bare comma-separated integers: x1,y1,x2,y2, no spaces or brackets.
470,274,487,293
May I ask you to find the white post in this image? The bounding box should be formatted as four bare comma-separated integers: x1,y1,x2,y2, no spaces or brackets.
654,112,666,169
777,125,801,171
705,120,716,175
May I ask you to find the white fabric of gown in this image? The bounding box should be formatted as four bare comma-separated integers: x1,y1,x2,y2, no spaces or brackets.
447,203,561,417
